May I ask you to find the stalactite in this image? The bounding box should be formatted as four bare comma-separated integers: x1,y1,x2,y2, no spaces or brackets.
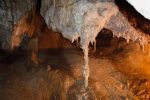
40,1,150,99
126,33,129,43
72,34,80,43
76,38,79,46
82,42,89,88
78,33,90,100
93,39,96,52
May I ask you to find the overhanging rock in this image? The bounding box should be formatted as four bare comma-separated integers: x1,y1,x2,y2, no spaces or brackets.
41,0,150,98
41,0,150,48
41,0,118,47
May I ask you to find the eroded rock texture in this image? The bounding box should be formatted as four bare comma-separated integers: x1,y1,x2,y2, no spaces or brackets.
0,0,35,49
41,0,150,48
41,0,150,94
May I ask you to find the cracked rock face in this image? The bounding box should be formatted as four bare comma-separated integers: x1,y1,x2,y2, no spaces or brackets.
0,0,35,49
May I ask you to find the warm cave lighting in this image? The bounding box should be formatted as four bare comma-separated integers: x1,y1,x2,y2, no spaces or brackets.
1,0,150,100
126,0,150,60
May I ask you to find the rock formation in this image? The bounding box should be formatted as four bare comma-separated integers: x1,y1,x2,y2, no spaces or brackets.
0,0,35,49
40,0,150,97
0,0,150,99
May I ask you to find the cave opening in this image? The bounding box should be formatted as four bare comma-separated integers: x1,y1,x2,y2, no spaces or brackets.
90,28,126,56
115,0,150,35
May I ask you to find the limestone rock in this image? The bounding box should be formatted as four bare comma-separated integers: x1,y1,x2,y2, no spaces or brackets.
0,0,35,49
41,0,150,47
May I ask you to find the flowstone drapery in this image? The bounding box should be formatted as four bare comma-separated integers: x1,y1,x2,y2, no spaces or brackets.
41,0,150,98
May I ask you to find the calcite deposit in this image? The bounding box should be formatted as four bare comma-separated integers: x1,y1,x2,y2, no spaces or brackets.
40,0,150,94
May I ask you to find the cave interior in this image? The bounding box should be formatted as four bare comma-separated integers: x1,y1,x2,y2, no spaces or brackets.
0,0,150,100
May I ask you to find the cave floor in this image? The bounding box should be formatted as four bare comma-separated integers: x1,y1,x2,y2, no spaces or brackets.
0,42,150,100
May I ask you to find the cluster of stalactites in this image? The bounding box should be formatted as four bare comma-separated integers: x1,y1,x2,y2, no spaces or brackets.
40,1,150,97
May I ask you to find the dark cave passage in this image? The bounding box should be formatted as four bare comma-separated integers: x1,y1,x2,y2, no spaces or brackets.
36,0,41,12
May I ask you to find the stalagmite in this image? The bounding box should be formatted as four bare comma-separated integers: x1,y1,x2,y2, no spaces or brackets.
1,0,150,99
81,35,89,88
40,0,150,99
82,46,89,88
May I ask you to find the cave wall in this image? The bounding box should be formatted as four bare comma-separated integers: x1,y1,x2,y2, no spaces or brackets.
0,0,35,49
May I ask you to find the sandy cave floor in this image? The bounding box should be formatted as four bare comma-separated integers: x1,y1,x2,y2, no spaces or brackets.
0,39,150,100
